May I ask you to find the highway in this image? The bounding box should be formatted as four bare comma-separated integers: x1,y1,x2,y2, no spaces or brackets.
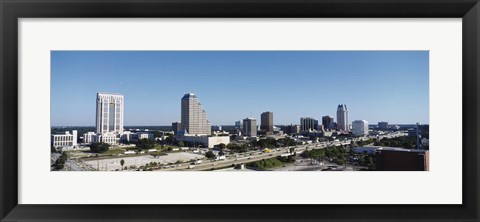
157,131,406,171
159,140,350,171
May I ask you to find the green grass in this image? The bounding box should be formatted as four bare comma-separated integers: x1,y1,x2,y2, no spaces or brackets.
149,151,168,157
102,149,126,155
125,145,178,152
246,158,284,170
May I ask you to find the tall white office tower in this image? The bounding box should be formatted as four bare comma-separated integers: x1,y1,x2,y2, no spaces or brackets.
95,93,124,134
336,104,349,132
181,93,211,135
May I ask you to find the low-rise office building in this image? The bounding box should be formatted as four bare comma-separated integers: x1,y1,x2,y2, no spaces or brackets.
378,121,389,130
83,131,96,144
135,132,154,141
175,135,230,148
51,130,78,148
95,133,118,145
172,122,182,134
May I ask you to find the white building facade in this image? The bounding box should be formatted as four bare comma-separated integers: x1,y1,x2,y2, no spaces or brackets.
95,133,117,145
135,132,155,141
83,132,97,144
176,135,230,148
96,93,124,134
51,130,77,148
352,120,369,136
89,92,125,145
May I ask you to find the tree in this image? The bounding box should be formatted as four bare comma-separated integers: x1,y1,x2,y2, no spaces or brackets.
51,146,57,153
240,144,249,152
90,142,110,153
218,147,225,156
335,159,345,166
136,138,156,150
218,143,226,149
178,142,185,147
226,143,247,153
164,135,174,144
53,158,65,170
120,159,125,170
52,151,68,170
153,131,163,137
205,150,216,159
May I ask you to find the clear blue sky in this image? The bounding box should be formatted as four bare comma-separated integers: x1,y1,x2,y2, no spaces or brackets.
51,51,429,126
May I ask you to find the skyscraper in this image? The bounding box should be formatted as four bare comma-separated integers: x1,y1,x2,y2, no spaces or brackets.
336,104,349,132
352,120,369,136
95,93,124,134
322,115,334,130
288,124,301,134
181,93,211,135
243,118,257,137
300,117,319,131
235,121,243,129
378,121,389,130
260,111,274,135
172,122,182,134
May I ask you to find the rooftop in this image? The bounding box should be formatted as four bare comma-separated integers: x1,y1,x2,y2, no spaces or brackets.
376,147,427,153
97,92,124,96
182,93,197,99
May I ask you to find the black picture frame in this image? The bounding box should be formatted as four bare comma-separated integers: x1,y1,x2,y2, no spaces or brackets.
1,0,479,221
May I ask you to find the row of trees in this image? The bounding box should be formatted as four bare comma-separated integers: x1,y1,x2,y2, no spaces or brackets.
89,138,183,155
52,152,67,170
357,155,375,170
246,158,283,170
276,155,295,163
251,137,296,148
301,146,349,165
301,146,377,170
226,143,249,153
136,138,156,150
373,137,417,149
90,142,110,153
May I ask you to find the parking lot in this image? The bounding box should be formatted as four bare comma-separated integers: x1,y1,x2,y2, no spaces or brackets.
83,152,204,171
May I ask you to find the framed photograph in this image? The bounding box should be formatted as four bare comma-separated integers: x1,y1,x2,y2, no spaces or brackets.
1,0,479,221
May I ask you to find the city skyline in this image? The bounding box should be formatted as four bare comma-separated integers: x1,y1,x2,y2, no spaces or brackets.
51,51,429,126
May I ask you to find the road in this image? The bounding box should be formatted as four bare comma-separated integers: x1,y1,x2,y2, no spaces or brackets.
159,140,349,171
158,131,406,171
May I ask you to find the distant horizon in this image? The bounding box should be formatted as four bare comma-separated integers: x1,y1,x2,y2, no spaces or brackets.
52,123,429,128
51,51,429,126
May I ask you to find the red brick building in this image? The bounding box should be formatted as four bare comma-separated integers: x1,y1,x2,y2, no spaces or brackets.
375,147,429,171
